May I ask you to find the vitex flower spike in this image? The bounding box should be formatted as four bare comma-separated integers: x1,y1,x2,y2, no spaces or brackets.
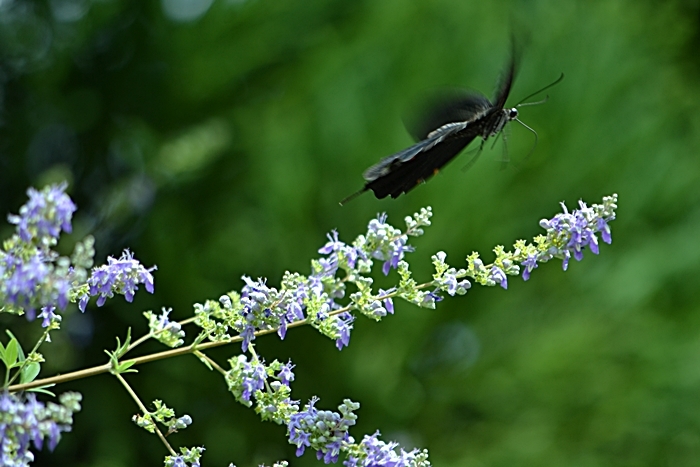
340,46,563,205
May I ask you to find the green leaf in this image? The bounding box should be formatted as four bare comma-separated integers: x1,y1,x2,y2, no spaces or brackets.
4,338,19,368
20,362,41,384
115,360,138,374
28,385,56,396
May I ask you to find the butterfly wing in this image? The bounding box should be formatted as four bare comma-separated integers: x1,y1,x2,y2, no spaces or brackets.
363,122,483,199
492,45,518,109
406,92,492,141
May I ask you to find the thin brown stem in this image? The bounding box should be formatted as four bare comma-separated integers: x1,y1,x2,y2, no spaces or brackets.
8,283,436,393
114,372,177,456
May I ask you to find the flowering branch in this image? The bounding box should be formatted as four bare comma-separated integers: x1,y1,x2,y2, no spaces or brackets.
0,183,618,467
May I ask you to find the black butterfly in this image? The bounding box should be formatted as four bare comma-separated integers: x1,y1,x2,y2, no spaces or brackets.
340,55,563,204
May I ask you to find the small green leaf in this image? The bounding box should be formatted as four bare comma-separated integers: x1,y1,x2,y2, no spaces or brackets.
4,338,19,368
116,360,138,374
28,385,56,396
20,362,41,384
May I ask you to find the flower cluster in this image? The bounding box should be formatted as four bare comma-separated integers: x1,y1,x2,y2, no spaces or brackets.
287,398,359,463
1,185,93,326
451,195,618,292
78,249,156,311
1,184,160,463
1,183,157,329
344,432,431,467
144,308,185,348
0,391,82,467
7,183,76,246
534,195,617,272
164,446,205,467
133,399,192,436
193,208,433,352
225,354,299,424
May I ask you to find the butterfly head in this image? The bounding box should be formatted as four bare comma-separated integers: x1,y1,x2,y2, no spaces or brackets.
507,108,518,120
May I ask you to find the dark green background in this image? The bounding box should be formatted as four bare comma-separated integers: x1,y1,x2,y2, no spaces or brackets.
2,0,700,466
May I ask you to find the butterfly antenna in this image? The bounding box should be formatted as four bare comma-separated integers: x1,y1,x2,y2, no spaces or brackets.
514,72,564,107
514,117,539,162
339,187,367,206
517,95,549,107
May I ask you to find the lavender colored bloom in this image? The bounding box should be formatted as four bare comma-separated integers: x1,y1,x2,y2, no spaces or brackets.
0,392,81,467
561,250,571,271
164,447,205,467
521,254,538,281
226,356,267,406
242,276,272,306
364,213,415,276
381,238,414,276
490,266,508,290
319,230,344,255
318,256,340,277
2,253,49,317
7,183,76,243
597,217,612,244
379,288,394,315
78,250,156,312
241,325,256,352
38,306,57,327
335,312,354,350
277,361,296,386
533,196,617,274
344,431,429,467
287,398,357,462
421,291,441,308
319,230,361,272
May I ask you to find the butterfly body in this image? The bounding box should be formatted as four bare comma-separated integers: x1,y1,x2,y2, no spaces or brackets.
339,53,519,204
339,51,561,205
358,100,518,200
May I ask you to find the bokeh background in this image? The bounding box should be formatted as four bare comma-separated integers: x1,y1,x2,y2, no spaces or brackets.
2,0,700,466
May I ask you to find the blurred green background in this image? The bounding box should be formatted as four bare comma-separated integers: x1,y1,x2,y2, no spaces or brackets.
2,0,700,466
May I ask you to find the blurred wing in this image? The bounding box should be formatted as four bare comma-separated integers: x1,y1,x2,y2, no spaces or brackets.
363,124,481,199
406,92,492,141
492,43,518,109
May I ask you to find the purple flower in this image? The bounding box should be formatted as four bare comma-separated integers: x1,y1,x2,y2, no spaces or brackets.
7,183,76,243
319,230,344,255
241,325,256,352
79,250,156,312
318,230,361,272
277,361,295,386
380,238,414,276
421,291,441,308
536,197,616,271
344,431,428,467
379,288,394,315
228,356,267,404
335,312,354,350
597,217,612,244
0,391,81,467
38,306,57,327
2,253,49,315
490,266,508,289
287,398,357,462
521,254,538,281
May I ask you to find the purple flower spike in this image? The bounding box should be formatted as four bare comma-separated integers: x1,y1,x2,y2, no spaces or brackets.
8,183,76,243
79,250,156,311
